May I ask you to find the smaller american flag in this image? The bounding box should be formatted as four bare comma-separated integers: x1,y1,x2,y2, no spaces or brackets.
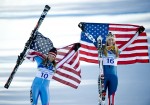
26,32,81,89
29,31,53,54
53,43,81,89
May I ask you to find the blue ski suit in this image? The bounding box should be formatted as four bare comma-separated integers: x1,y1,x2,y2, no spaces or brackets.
102,50,118,96
30,56,54,105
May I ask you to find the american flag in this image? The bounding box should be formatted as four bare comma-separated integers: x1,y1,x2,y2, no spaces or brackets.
79,22,149,64
52,43,81,89
26,32,81,89
30,31,53,54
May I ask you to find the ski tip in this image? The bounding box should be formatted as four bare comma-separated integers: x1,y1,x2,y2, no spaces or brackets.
45,5,51,11
4,84,9,89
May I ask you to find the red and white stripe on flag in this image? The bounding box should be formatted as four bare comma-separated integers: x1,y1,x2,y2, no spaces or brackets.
80,23,149,65
26,43,81,89
52,43,81,89
26,50,46,61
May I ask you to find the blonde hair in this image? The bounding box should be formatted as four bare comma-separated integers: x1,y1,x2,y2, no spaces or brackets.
103,32,119,57
106,32,115,43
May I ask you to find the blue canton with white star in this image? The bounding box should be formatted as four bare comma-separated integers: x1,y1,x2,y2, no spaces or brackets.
30,31,53,55
81,23,109,48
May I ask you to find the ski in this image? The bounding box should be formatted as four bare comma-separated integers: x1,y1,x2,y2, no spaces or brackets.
4,5,50,89
97,36,105,105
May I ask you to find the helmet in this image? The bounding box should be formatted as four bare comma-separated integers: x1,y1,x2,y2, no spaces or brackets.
106,32,115,42
48,47,57,57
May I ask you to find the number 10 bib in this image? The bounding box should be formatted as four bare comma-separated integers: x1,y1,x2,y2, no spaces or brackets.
36,70,52,80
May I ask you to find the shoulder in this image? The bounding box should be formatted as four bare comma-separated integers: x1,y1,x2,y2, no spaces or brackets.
34,56,44,63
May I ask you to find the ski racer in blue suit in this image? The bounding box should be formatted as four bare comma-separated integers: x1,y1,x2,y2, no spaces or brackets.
100,32,119,105
30,47,57,105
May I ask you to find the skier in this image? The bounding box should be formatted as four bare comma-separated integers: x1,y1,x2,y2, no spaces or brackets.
98,32,119,105
29,47,57,105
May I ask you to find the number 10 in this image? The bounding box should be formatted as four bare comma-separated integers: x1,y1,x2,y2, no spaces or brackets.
41,72,48,79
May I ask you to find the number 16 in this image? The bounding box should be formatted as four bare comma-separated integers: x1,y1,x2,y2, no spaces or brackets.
107,58,114,64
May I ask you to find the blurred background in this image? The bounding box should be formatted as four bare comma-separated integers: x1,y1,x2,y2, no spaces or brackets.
0,0,150,105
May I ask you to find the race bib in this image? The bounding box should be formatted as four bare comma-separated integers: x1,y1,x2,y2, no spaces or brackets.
36,70,52,80
103,57,117,66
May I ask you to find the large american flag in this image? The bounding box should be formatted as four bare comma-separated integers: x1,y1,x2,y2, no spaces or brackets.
26,32,81,89
79,22,149,64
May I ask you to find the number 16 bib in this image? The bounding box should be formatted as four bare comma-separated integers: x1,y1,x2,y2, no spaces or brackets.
103,57,117,66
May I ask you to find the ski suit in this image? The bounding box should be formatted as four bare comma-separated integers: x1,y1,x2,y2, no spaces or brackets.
30,56,54,105
102,50,118,104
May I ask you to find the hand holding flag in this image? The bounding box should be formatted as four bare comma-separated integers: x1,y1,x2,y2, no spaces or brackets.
79,22,149,64
26,32,81,89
